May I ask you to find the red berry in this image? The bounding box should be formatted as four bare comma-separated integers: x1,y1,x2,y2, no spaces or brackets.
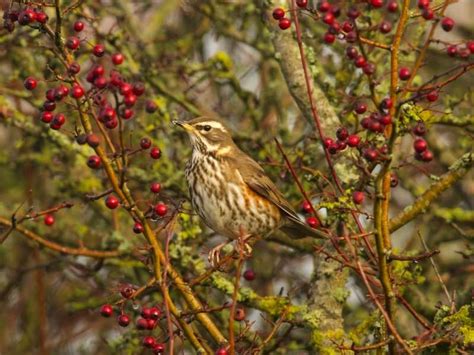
66,36,80,50
133,222,144,234
105,119,118,129
117,314,130,327
413,138,427,153
87,155,102,169
41,111,53,123
100,304,113,317
328,142,339,154
418,0,430,9
296,0,308,8
141,307,152,319
399,67,411,80
379,115,392,125
422,8,434,20
354,55,367,68
120,285,135,299
86,134,100,147
322,13,335,25
73,20,84,32
306,217,320,229
426,90,439,102
120,83,132,96
342,21,354,33
71,84,85,99
234,307,246,321
44,214,55,226
347,134,361,148
112,53,124,65
272,8,285,20
352,191,365,205
323,137,334,148
323,32,336,44
94,76,108,89
68,62,81,74
153,343,165,354
346,46,358,59
145,100,158,113
140,137,152,149
278,18,291,30
336,140,347,151
124,94,137,107
93,44,105,57
243,269,256,281
370,0,384,8
441,17,454,32
216,348,229,355
150,147,161,159
420,150,433,162
336,127,349,141
380,97,393,110
51,113,66,127
146,319,156,330
132,82,145,96
120,108,134,119
150,307,162,320
24,77,37,90
105,195,119,209
354,101,367,114
318,1,331,12
302,200,312,213
467,41,474,54
447,45,457,57
361,117,372,130
363,148,379,162
18,10,35,25
35,12,48,24
347,7,360,19
413,121,426,136
369,120,383,133
154,203,167,216
387,0,398,12
92,64,105,77
150,182,161,193
143,336,156,348
136,318,148,330
379,20,392,34
363,62,375,75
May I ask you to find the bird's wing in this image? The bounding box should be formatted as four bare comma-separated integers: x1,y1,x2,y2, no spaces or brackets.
227,150,328,239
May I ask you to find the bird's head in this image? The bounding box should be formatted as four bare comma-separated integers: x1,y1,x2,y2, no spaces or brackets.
173,117,235,155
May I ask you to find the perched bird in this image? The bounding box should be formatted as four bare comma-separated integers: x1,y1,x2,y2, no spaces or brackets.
174,117,329,260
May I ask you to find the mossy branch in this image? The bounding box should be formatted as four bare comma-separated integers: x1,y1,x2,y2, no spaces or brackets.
389,152,472,233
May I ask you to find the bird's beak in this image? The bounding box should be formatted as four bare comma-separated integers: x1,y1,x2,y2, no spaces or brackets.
172,120,194,132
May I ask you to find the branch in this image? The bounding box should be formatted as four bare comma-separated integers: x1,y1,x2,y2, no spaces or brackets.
0,216,122,258
389,152,472,232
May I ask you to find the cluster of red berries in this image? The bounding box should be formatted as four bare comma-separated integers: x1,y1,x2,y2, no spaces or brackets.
100,303,166,354
412,121,433,162
300,201,320,229
2,5,48,32
324,126,361,155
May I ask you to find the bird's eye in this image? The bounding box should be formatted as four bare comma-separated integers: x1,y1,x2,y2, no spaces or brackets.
203,125,212,131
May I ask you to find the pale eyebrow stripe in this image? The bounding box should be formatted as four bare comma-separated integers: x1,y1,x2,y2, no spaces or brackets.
198,121,228,132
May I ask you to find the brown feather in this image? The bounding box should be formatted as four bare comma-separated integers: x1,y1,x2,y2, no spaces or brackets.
228,149,329,240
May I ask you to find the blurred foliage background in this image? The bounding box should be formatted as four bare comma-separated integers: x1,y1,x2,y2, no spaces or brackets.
0,0,473,354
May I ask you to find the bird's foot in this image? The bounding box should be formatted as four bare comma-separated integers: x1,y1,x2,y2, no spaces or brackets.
208,242,230,269
235,235,253,259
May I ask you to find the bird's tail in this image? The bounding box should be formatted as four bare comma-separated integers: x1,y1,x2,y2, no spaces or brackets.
281,219,331,240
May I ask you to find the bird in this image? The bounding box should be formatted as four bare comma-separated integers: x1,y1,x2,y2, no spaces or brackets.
173,117,329,263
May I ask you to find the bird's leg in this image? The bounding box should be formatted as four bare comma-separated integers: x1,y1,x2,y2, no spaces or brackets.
235,231,254,259
207,242,229,269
